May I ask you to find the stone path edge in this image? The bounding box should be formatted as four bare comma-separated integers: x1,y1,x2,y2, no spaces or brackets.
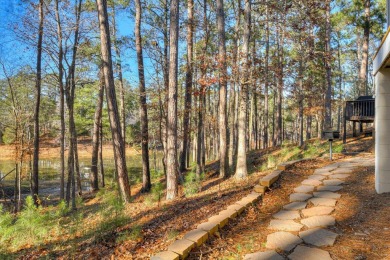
151,159,307,260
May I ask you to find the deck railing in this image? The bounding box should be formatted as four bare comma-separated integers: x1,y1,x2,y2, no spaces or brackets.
345,99,375,121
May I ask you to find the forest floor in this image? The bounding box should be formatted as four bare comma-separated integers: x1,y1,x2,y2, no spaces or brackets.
193,142,390,259
2,136,389,260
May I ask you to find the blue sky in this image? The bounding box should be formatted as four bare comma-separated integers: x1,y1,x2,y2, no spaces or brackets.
0,1,32,72
0,1,145,86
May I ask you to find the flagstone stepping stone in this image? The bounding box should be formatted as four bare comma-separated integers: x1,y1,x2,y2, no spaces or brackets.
183,229,208,246
288,245,332,260
151,251,180,260
335,163,355,168
167,239,196,259
317,185,342,192
269,220,303,232
301,216,335,228
301,179,322,186
273,210,301,220
323,179,344,186
266,232,303,251
284,202,307,211
331,174,350,179
309,198,337,207
332,168,353,174
294,185,315,193
308,175,326,181
313,169,330,174
301,206,334,217
299,228,338,247
244,250,284,260
313,191,341,199
322,166,338,171
290,193,312,202
361,161,374,167
313,170,333,176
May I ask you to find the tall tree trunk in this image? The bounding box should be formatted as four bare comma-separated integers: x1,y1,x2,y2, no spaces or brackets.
228,0,241,167
72,91,82,196
112,6,126,147
196,0,208,177
359,0,370,96
263,2,270,149
306,114,312,140
90,68,105,191
197,86,205,176
166,0,180,200
55,0,66,201
65,108,76,209
275,8,285,147
162,0,170,178
228,83,236,167
324,0,332,130
65,0,83,208
32,0,44,206
96,0,131,203
235,0,251,179
272,86,276,147
298,34,304,147
180,0,194,173
337,33,343,132
249,93,254,150
217,0,229,178
99,122,105,187
298,95,304,146
135,0,151,192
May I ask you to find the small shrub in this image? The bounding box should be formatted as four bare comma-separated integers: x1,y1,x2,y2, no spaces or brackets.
150,182,164,202
259,163,268,172
102,190,125,217
303,143,320,158
69,210,84,237
0,205,13,245
116,230,131,244
76,196,85,208
184,171,202,197
129,225,143,240
267,155,277,168
144,182,165,206
55,200,70,217
11,196,51,248
151,169,164,180
167,229,179,240
236,243,243,253
333,143,344,153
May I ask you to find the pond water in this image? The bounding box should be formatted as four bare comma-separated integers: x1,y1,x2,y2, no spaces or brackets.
0,152,164,195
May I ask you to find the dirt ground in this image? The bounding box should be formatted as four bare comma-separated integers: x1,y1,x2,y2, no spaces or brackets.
185,137,390,260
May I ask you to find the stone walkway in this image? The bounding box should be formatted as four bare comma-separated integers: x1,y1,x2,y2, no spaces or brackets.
244,157,374,260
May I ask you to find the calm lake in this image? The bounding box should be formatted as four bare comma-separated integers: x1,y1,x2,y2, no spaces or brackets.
0,152,164,197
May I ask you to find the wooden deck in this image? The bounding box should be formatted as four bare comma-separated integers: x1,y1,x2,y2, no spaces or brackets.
343,97,375,143
345,99,375,123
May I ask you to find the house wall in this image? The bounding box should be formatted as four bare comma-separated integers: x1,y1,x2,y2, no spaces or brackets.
388,0,390,28
375,68,390,193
